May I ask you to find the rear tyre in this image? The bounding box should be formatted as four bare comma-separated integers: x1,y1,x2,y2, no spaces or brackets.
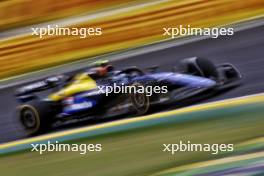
19,100,54,135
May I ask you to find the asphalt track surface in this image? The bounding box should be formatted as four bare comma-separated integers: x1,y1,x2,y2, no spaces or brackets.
0,24,264,143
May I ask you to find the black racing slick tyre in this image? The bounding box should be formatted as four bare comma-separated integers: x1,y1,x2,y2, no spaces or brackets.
18,100,53,135
195,57,219,79
129,82,150,115
182,57,219,80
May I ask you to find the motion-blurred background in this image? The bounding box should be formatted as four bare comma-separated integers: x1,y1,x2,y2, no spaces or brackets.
0,1,264,176
1,0,264,79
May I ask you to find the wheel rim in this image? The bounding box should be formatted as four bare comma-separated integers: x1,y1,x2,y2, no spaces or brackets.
134,93,145,106
21,108,37,129
130,83,150,114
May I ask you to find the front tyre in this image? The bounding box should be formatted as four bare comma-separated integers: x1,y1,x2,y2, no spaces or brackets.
182,57,219,80
19,100,53,135
195,57,219,79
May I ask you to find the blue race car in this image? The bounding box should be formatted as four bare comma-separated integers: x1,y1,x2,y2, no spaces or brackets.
15,57,241,135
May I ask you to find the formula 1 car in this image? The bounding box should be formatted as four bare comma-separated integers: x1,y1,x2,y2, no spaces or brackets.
15,57,241,135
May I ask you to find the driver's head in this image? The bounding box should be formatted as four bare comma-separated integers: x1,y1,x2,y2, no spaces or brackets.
89,64,114,78
97,64,114,76
87,60,116,79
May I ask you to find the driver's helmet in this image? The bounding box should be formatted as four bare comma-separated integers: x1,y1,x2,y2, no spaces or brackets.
88,60,114,78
